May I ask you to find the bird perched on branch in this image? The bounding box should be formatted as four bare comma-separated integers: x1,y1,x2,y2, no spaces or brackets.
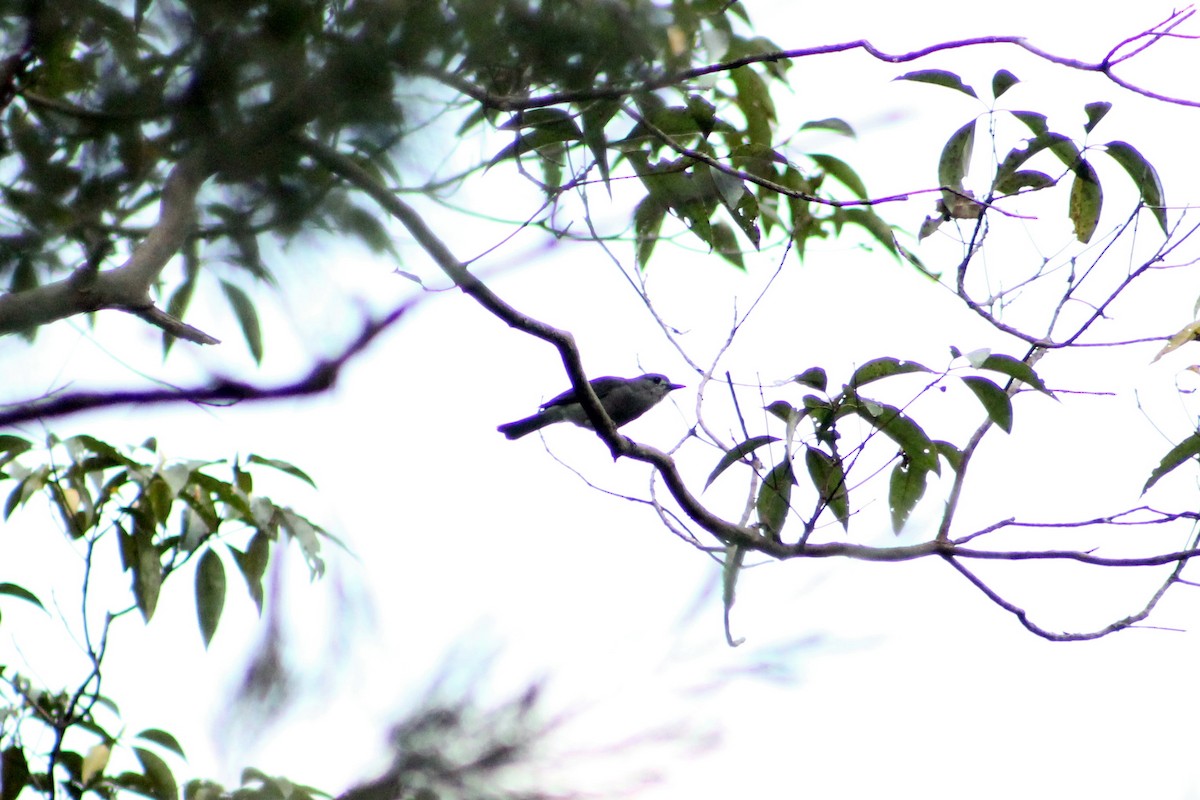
498,373,683,440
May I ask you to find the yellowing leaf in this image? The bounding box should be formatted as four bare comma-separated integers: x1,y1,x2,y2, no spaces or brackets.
82,744,110,784
1152,320,1200,363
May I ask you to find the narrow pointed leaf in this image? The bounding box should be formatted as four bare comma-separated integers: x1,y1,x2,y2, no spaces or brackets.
938,121,976,190
961,376,1013,433
1144,433,1200,493
195,549,226,648
889,460,928,534
852,400,939,474
705,436,781,489
0,583,45,612
800,117,856,137
247,455,317,488
1104,141,1167,234
810,154,868,199
220,281,263,364
1069,158,1103,244
895,69,978,98
756,458,795,540
804,446,849,531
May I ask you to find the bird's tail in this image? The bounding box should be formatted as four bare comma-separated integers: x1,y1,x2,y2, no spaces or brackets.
497,414,551,440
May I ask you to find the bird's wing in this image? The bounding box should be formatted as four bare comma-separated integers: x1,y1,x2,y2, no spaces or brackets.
539,376,624,409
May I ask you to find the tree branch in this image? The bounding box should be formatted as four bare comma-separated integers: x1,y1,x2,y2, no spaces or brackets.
0,152,219,344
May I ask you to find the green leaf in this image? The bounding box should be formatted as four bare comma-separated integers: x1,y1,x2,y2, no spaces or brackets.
233,533,270,613
976,353,1053,395
581,100,620,186
220,281,263,364
961,376,1013,433
1083,101,1111,134
804,446,848,531
756,458,795,540
1104,141,1167,235
1069,158,1103,244
247,455,318,489
849,357,932,388
841,208,897,255
2,746,30,800
852,400,939,474
991,69,1019,99
135,730,186,760
134,747,179,800
705,436,781,490
195,549,226,648
132,541,163,623
633,195,666,269
1144,433,1200,493
889,460,928,534
793,367,827,391
0,583,45,612
800,117,856,138
0,435,31,467
709,221,745,269
938,121,976,190
895,69,978,98
934,440,964,472
810,153,868,199
993,169,1054,195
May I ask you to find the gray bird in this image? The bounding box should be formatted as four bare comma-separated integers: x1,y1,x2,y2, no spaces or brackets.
498,373,684,440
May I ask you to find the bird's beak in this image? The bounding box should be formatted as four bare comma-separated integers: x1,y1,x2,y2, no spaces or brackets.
668,382,685,391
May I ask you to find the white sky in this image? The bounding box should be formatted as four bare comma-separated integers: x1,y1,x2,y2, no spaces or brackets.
5,2,1200,799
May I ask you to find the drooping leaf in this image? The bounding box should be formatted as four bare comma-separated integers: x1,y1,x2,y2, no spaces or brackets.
2,746,30,800
134,747,179,800
852,400,939,474
233,533,270,613
840,208,897,255
991,69,1019,99
895,69,978,98
1069,158,1103,244
247,455,318,488
721,543,746,648
804,446,849,531
1152,320,1200,363
1143,433,1200,494
1082,101,1112,134
849,357,932,388
709,221,745,269
961,376,1013,433
934,440,964,472
1104,140,1167,235
810,153,868,199
976,353,1053,395
889,460,928,534
705,435,781,489
581,100,620,187
0,583,46,612
938,120,976,191
220,281,263,364
132,541,163,623
633,195,667,269
135,729,187,760
195,549,226,648
756,458,795,540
